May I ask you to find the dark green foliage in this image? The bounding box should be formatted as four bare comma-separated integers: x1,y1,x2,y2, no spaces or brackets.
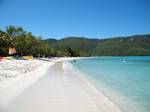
6,25,24,37
96,35,150,56
1,25,150,57
45,35,150,56
0,26,56,57
42,38,57,45
0,31,13,56
48,37,100,56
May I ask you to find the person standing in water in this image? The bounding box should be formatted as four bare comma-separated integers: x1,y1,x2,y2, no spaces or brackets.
74,59,76,63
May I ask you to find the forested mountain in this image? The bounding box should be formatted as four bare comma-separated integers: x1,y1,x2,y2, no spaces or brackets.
1,25,150,57
44,34,150,56
96,35,150,56
42,38,57,45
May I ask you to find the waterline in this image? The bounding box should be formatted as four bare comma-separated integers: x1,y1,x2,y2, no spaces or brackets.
71,56,150,112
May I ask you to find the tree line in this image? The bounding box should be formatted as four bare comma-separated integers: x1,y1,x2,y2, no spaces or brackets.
0,26,79,57
44,34,150,56
1,25,150,57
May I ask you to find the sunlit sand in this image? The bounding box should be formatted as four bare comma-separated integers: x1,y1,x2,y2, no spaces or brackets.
0,60,121,112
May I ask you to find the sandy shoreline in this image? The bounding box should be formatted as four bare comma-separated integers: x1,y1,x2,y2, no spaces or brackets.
0,57,121,112
63,61,121,112
0,59,54,109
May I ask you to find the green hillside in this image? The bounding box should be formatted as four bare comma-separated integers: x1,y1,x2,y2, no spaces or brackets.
96,35,150,56
44,34,150,56
1,25,150,57
42,38,57,45
54,37,99,52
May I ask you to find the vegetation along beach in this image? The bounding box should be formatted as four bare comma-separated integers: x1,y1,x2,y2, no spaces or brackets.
0,0,150,112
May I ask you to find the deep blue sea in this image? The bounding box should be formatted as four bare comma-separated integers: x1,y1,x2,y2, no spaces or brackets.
71,56,150,112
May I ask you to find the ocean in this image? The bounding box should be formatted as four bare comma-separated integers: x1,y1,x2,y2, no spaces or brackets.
71,56,150,112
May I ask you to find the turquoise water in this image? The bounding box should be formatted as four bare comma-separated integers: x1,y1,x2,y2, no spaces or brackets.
71,56,150,112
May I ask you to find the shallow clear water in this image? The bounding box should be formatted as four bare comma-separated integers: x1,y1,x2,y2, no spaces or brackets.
71,56,150,112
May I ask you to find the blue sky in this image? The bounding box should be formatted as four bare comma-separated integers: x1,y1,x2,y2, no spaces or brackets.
0,0,150,39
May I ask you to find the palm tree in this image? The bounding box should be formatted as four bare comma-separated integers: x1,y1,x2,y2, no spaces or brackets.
0,31,13,56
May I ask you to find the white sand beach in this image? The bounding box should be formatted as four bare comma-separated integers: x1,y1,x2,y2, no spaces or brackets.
0,59,54,109
0,58,121,112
